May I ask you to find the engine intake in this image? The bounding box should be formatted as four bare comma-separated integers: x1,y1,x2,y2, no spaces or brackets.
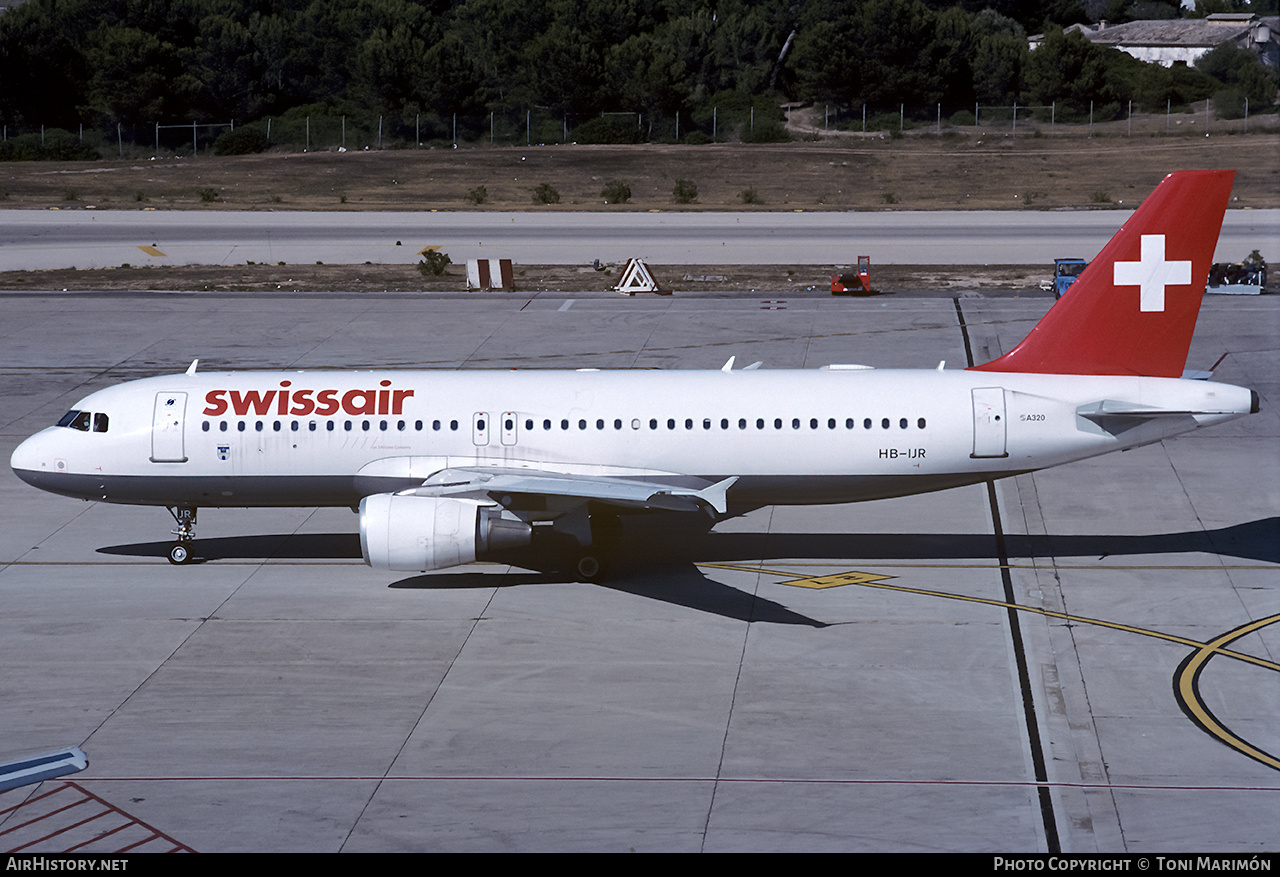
360,493,531,571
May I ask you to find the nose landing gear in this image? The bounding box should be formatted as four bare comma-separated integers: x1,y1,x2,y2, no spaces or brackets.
167,507,198,565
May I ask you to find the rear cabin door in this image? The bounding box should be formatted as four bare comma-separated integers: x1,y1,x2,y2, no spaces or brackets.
971,387,1008,459
151,392,189,463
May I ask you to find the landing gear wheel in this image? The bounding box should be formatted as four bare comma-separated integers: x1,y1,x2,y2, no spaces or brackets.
574,554,604,582
166,507,198,565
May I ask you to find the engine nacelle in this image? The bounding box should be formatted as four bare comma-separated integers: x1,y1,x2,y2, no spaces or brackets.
359,493,532,571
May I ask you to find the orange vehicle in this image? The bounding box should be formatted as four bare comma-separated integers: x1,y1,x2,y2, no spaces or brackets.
831,255,871,294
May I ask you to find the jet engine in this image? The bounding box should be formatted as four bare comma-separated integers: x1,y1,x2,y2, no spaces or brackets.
359,493,531,571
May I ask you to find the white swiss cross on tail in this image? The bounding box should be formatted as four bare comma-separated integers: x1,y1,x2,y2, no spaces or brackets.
1113,234,1191,312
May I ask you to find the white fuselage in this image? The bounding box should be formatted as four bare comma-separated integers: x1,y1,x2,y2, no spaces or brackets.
10,367,1255,513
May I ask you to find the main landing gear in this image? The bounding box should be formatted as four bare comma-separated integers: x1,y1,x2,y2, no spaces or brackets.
570,509,621,583
167,507,197,565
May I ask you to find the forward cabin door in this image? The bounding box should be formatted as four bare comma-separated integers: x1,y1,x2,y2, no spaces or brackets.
151,392,189,463
971,387,1008,459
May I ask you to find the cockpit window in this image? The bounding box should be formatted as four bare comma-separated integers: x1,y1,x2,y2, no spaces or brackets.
57,410,93,431
56,410,105,432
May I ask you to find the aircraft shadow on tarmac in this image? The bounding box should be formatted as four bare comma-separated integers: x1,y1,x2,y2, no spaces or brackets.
97,516,1279,626
390,565,828,627
96,516,1280,566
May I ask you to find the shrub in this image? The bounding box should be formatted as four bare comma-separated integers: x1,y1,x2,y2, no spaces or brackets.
739,187,761,204
0,129,98,162
466,185,487,205
418,250,452,276
532,183,560,204
199,187,220,203
213,126,270,156
673,179,698,204
572,115,645,144
741,122,790,143
601,179,631,204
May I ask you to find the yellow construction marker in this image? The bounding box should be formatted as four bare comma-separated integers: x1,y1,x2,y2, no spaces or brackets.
137,245,166,257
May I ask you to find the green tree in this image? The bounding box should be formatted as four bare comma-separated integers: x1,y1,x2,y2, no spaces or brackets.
82,26,187,125
1195,42,1279,111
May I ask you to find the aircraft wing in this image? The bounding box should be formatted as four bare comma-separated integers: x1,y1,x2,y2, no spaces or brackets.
398,467,738,516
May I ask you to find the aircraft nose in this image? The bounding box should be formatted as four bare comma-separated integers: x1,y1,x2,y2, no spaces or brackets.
10,429,55,488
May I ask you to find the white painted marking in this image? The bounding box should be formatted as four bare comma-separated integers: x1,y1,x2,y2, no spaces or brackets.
559,300,574,312
1113,234,1191,312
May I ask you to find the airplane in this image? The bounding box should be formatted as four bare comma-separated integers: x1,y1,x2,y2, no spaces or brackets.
9,170,1259,579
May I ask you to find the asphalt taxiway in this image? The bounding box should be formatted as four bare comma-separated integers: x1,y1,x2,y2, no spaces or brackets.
2,207,1277,270
0,286,1276,852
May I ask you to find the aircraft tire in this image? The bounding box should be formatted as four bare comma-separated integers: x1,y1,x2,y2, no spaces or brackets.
168,542,192,565
574,554,604,582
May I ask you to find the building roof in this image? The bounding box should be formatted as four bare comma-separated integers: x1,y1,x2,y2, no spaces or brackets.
1085,15,1259,49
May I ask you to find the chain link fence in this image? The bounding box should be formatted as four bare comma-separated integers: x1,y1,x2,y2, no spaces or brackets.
2,98,1275,159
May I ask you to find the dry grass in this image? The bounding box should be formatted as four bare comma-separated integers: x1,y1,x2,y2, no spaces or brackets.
2,132,1276,213
0,261,1077,294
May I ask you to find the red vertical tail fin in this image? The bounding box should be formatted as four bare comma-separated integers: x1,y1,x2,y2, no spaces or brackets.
971,170,1235,378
